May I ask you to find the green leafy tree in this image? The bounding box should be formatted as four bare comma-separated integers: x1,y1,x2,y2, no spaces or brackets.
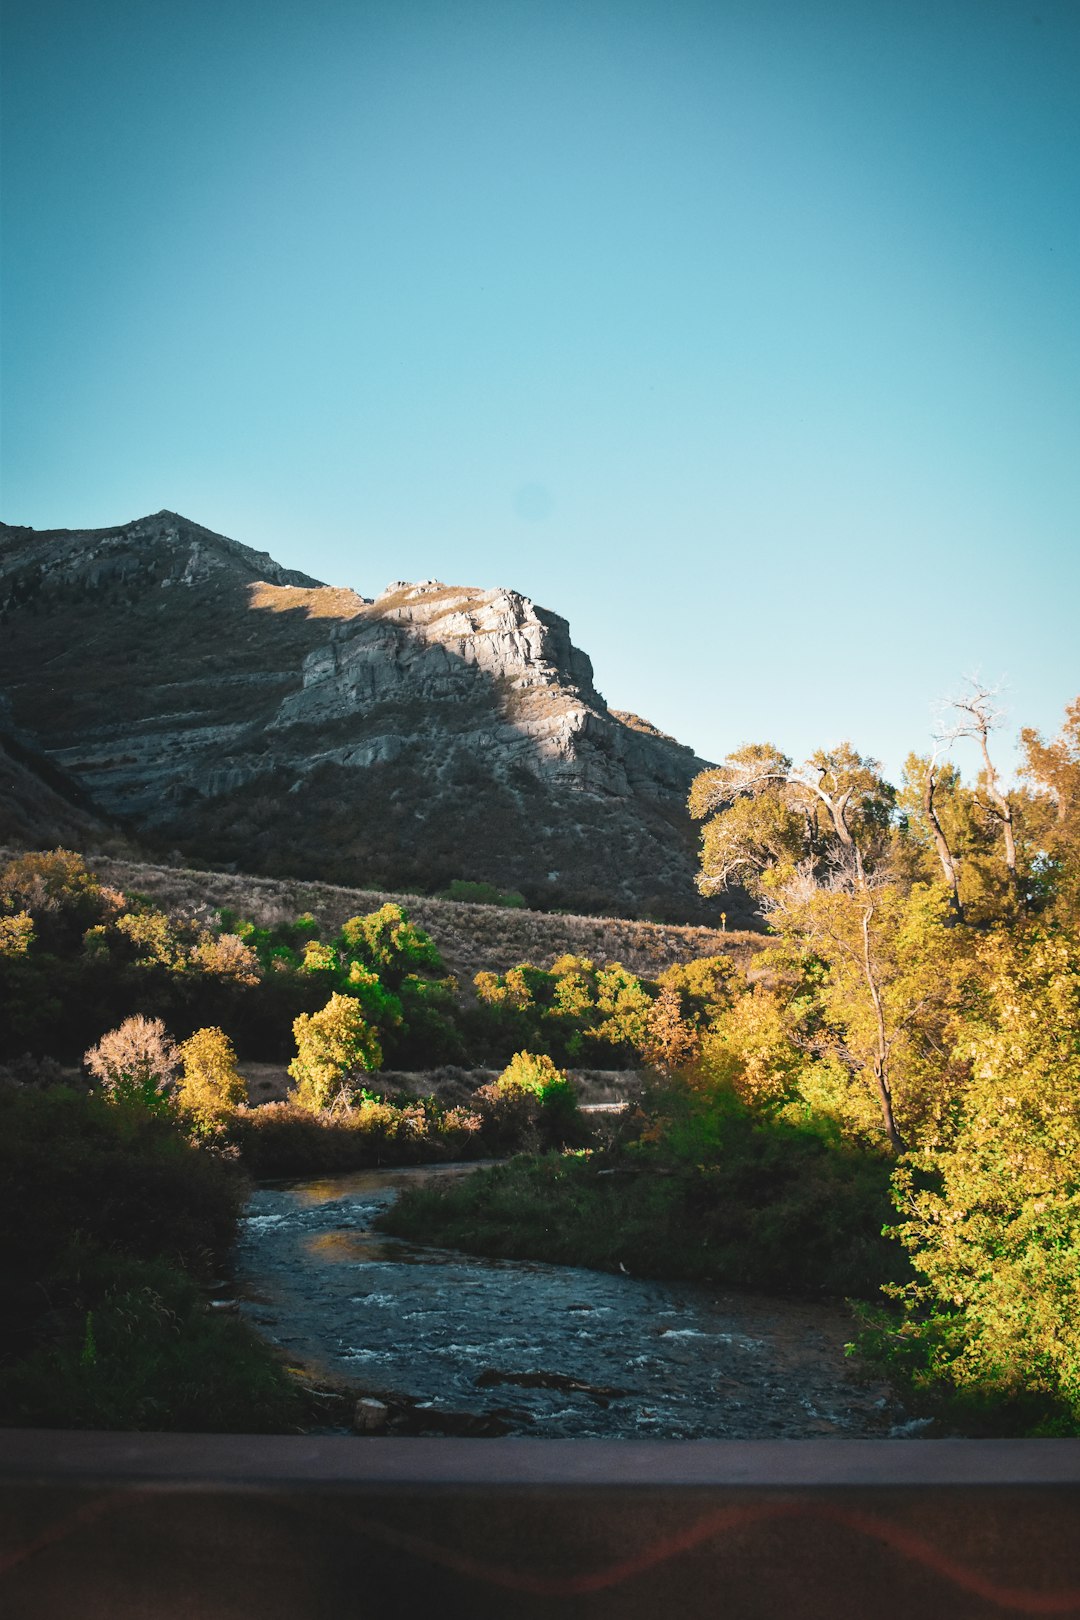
288,993,383,1113
336,904,443,987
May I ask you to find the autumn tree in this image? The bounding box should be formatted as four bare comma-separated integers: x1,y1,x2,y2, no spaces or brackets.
639,984,700,1075
176,1027,248,1128
1020,696,1080,923
84,1015,180,1110
881,928,1080,1427
690,740,897,895
690,741,911,1149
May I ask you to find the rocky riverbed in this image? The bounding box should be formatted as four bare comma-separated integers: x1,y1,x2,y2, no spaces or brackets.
235,1165,907,1439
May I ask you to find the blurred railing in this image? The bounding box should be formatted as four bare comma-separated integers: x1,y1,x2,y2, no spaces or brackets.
2,1433,1079,1618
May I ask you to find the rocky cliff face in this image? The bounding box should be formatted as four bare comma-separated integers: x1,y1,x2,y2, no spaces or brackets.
0,511,744,923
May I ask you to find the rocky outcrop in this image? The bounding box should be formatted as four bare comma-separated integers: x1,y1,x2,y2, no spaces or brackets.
0,511,746,923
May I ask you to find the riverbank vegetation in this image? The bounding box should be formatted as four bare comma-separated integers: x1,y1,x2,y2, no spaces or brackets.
0,1084,304,1431
1,686,1078,1434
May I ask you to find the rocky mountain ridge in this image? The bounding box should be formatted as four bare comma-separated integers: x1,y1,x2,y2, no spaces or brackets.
0,511,746,923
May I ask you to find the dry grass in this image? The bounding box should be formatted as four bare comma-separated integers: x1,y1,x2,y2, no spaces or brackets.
247,582,369,619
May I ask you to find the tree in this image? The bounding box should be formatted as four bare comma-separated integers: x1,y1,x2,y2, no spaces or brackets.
0,912,33,957
176,1027,248,1128
336,904,443,986
938,681,1020,904
690,741,911,1149
1019,697,1080,923
639,984,700,1076
882,928,1080,1428
900,748,964,919
288,993,382,1113
84,1016,180,1111
0,848,120,951
689,741,895,896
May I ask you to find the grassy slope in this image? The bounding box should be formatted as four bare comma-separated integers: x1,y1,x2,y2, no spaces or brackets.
9,848,767,987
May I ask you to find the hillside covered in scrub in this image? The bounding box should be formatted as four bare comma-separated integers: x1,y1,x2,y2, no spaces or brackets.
0,510,751,925
52,851,764,988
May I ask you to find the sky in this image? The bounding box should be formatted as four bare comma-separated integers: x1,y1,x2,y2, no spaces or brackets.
2,0,1077,783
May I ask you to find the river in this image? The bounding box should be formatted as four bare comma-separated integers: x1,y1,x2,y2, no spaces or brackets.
235,1164,905,1439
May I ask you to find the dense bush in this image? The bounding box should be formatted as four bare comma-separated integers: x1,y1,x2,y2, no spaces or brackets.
381,1108,902,1299
0,1084,302,1431
857,928,1080,1434
227,1096,487,1177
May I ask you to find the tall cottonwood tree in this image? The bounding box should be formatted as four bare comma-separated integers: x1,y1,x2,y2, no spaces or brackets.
690,743,914,1151
940,682,1020,904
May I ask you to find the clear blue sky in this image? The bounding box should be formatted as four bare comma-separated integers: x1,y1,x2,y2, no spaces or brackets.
3,0,1077,782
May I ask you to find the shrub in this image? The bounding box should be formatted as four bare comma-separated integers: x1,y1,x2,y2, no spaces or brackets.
439,880,526,908
229,1097,484,1177
495,1049,568,1097
483,1050,589,1149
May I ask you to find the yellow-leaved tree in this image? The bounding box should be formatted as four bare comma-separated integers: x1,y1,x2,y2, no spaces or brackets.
288,992,382,1113
880,928,1080,1429
176,1027,248,1129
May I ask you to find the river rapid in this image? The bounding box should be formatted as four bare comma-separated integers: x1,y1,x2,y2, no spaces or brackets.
235,1164,904,1439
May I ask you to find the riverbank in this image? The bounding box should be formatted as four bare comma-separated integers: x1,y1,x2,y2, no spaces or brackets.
377,1135,907,1301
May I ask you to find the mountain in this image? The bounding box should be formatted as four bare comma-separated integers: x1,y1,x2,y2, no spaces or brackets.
0,511,746,923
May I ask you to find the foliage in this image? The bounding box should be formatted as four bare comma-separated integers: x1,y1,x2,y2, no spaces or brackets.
84,1015,180,1111
1020,699,1080,923
229,1094,486,1177
0,910,34,956
381,1117,902,1300
287,992,383,1112
176,1026,249,1129
337,902,444,985
439,879,527,908
863,928,1080,1432
0,1084,301,1431
495,1049,568,1097
470,1050,588,1151
471,954,662,1067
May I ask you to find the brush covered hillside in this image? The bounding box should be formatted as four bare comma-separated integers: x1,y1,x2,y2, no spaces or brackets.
0,511,748,925
0,850,761,991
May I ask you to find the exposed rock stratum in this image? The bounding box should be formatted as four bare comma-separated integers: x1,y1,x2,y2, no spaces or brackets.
0,511,744,922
